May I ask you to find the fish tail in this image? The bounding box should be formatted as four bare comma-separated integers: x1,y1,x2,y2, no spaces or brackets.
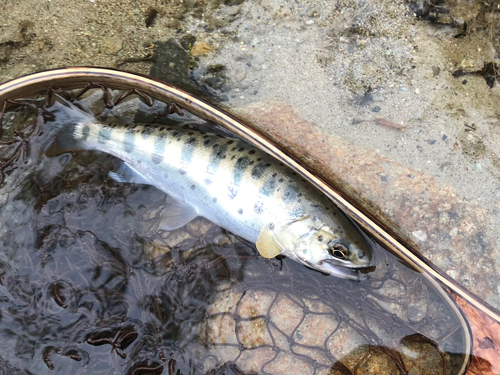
45,95,96,156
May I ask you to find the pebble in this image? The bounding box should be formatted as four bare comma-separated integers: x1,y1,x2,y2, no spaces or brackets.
191,42,212,56
305,20,314,25
225,5,241,16
103,38,122,55
446,269,458,279
412,230,427,242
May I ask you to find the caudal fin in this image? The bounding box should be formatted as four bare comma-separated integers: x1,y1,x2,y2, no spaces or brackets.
45,95,96,156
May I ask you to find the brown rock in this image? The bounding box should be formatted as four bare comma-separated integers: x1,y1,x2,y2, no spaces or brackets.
235,101,499,308
453,294,500,375
191,41,212,56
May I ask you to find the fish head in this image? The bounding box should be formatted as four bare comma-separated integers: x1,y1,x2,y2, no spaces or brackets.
278,215,373,280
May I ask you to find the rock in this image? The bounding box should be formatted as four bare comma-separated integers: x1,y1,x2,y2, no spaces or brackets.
224,5,241,16
103,38,122,55
0,43,13,62
454,295,500,375
179,34,196,50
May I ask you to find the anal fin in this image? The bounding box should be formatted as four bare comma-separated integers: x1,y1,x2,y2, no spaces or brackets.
157,196,198,231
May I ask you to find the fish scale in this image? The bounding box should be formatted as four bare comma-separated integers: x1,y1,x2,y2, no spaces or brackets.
48,102,373,279
80,122,307,238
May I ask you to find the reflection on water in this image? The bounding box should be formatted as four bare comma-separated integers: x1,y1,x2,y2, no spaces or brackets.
0,89,470,374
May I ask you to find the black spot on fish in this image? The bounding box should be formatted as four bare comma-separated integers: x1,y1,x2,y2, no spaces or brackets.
269,222,275,230
283,183,300,204
204,139,211,146
188,132,194,135
318,235,323,242
238,208,243,214
203,135,209,138
152,135,166,164
179,169,187,175
238,147,244,152
249,160,254,165
251,161,271,179
257,158,262,162
208,143,228,174
227,140,234,145
279,178,284,183
231,147,237,152
254,202,264,214
98,128,111,144
260,178,276,197
204,178,212,185
213,197,217,203
231,155,236,160
292,172,297,176
229,156,250,198
249,150,255,155
212,143,219,148
172,131,181,138
141,126,154,139
191,184,196,190
272,173,277,178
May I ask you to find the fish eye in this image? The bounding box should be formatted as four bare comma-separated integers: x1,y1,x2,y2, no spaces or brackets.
328,242,349,259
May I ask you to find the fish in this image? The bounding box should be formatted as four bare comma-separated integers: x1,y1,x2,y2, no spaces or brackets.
45,99,373,280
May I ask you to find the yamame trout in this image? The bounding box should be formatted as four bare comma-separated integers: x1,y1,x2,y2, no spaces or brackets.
47,100,373,280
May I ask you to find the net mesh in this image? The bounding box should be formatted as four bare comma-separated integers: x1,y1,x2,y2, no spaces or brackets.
0,85,469,375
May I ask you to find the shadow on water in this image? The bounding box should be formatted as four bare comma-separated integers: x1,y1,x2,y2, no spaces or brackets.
0,88,472,374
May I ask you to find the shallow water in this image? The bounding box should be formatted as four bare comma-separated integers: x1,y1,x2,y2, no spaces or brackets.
0,90,470,374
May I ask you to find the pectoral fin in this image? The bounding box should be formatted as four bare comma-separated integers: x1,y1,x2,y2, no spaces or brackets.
157,197,198,231
108,162,151,185
256,226,284,258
